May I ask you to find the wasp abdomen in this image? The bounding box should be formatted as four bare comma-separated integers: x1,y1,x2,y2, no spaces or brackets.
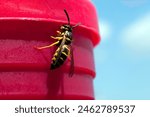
51,45,70,70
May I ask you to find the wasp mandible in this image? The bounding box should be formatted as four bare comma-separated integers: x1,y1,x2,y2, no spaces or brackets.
34,9,80,77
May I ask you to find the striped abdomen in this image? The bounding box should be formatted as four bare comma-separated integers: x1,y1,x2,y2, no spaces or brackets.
50,45,70,69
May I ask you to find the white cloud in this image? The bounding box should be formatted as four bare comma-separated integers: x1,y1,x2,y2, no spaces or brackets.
99,21,112,41
121,12,150,55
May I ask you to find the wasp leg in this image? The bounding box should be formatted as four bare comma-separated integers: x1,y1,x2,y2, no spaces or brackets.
34,41,59,50
51,36,63,40
56,31,61,35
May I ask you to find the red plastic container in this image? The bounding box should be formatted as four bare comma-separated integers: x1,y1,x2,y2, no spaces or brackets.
0,0,100,99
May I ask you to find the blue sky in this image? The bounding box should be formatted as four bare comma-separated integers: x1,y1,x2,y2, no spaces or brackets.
92,0,150,99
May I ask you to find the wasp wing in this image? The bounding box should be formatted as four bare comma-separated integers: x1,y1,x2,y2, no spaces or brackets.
69,45,74,77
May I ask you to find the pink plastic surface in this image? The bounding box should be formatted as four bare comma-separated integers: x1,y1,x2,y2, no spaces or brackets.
0,0,100,99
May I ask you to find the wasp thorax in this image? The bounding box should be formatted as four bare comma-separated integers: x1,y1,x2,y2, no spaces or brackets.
61,25,72,32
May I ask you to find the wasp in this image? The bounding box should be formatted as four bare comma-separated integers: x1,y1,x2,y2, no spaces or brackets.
34,9,80,77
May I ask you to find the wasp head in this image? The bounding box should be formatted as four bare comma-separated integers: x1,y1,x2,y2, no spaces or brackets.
61,25,72,32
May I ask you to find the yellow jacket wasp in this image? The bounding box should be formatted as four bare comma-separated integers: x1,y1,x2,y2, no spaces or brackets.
34,9,80,77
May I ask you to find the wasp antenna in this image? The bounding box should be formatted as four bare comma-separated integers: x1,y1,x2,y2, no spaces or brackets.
72,22,81,28
64,9,70,25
